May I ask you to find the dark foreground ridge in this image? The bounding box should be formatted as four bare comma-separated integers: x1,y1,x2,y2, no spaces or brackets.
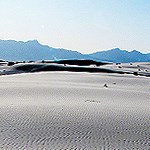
15,63,127,74
51,59,109,66
14,63,150,77
1,59,150,77
12,59,125,74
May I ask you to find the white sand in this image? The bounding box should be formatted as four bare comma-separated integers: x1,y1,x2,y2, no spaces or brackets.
0,71,150,149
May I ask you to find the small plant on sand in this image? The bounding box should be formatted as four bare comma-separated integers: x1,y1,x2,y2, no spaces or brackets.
104,83,108,88
7,62,15,66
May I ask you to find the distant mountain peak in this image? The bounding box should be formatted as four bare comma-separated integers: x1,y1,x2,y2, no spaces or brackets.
26,40,39,43
0,39,149,62
111,48,121,51
0,39,90,61
89,48,150,63
130,50,142,54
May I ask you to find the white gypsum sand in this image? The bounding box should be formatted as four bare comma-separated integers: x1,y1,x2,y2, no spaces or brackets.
0,71,150,149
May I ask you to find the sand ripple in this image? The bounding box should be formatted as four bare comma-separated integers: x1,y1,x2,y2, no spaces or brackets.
0,72,149,149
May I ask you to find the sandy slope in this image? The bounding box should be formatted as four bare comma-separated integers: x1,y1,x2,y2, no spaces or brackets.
0,72,150,150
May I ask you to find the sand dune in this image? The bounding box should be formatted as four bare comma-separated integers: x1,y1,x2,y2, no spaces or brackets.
0,71,150,149
0,61,150,77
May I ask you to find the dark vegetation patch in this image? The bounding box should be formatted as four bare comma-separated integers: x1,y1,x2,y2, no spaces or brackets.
7,62,15,66
15,63,128,74
43,59,110,66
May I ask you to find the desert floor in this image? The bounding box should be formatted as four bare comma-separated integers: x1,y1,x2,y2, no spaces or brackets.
0,71,150,150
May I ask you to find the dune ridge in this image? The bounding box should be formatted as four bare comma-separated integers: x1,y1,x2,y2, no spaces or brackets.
0,60,150,77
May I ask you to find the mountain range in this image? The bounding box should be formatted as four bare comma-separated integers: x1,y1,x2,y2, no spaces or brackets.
0,40,150,63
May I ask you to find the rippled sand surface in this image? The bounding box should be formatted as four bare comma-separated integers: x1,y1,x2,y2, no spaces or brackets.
0,72,150,149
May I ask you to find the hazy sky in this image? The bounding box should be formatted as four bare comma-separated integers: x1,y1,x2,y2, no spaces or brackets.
0,0,150,53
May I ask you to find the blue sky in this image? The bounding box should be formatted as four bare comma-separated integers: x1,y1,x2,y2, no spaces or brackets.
0,0,150,53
